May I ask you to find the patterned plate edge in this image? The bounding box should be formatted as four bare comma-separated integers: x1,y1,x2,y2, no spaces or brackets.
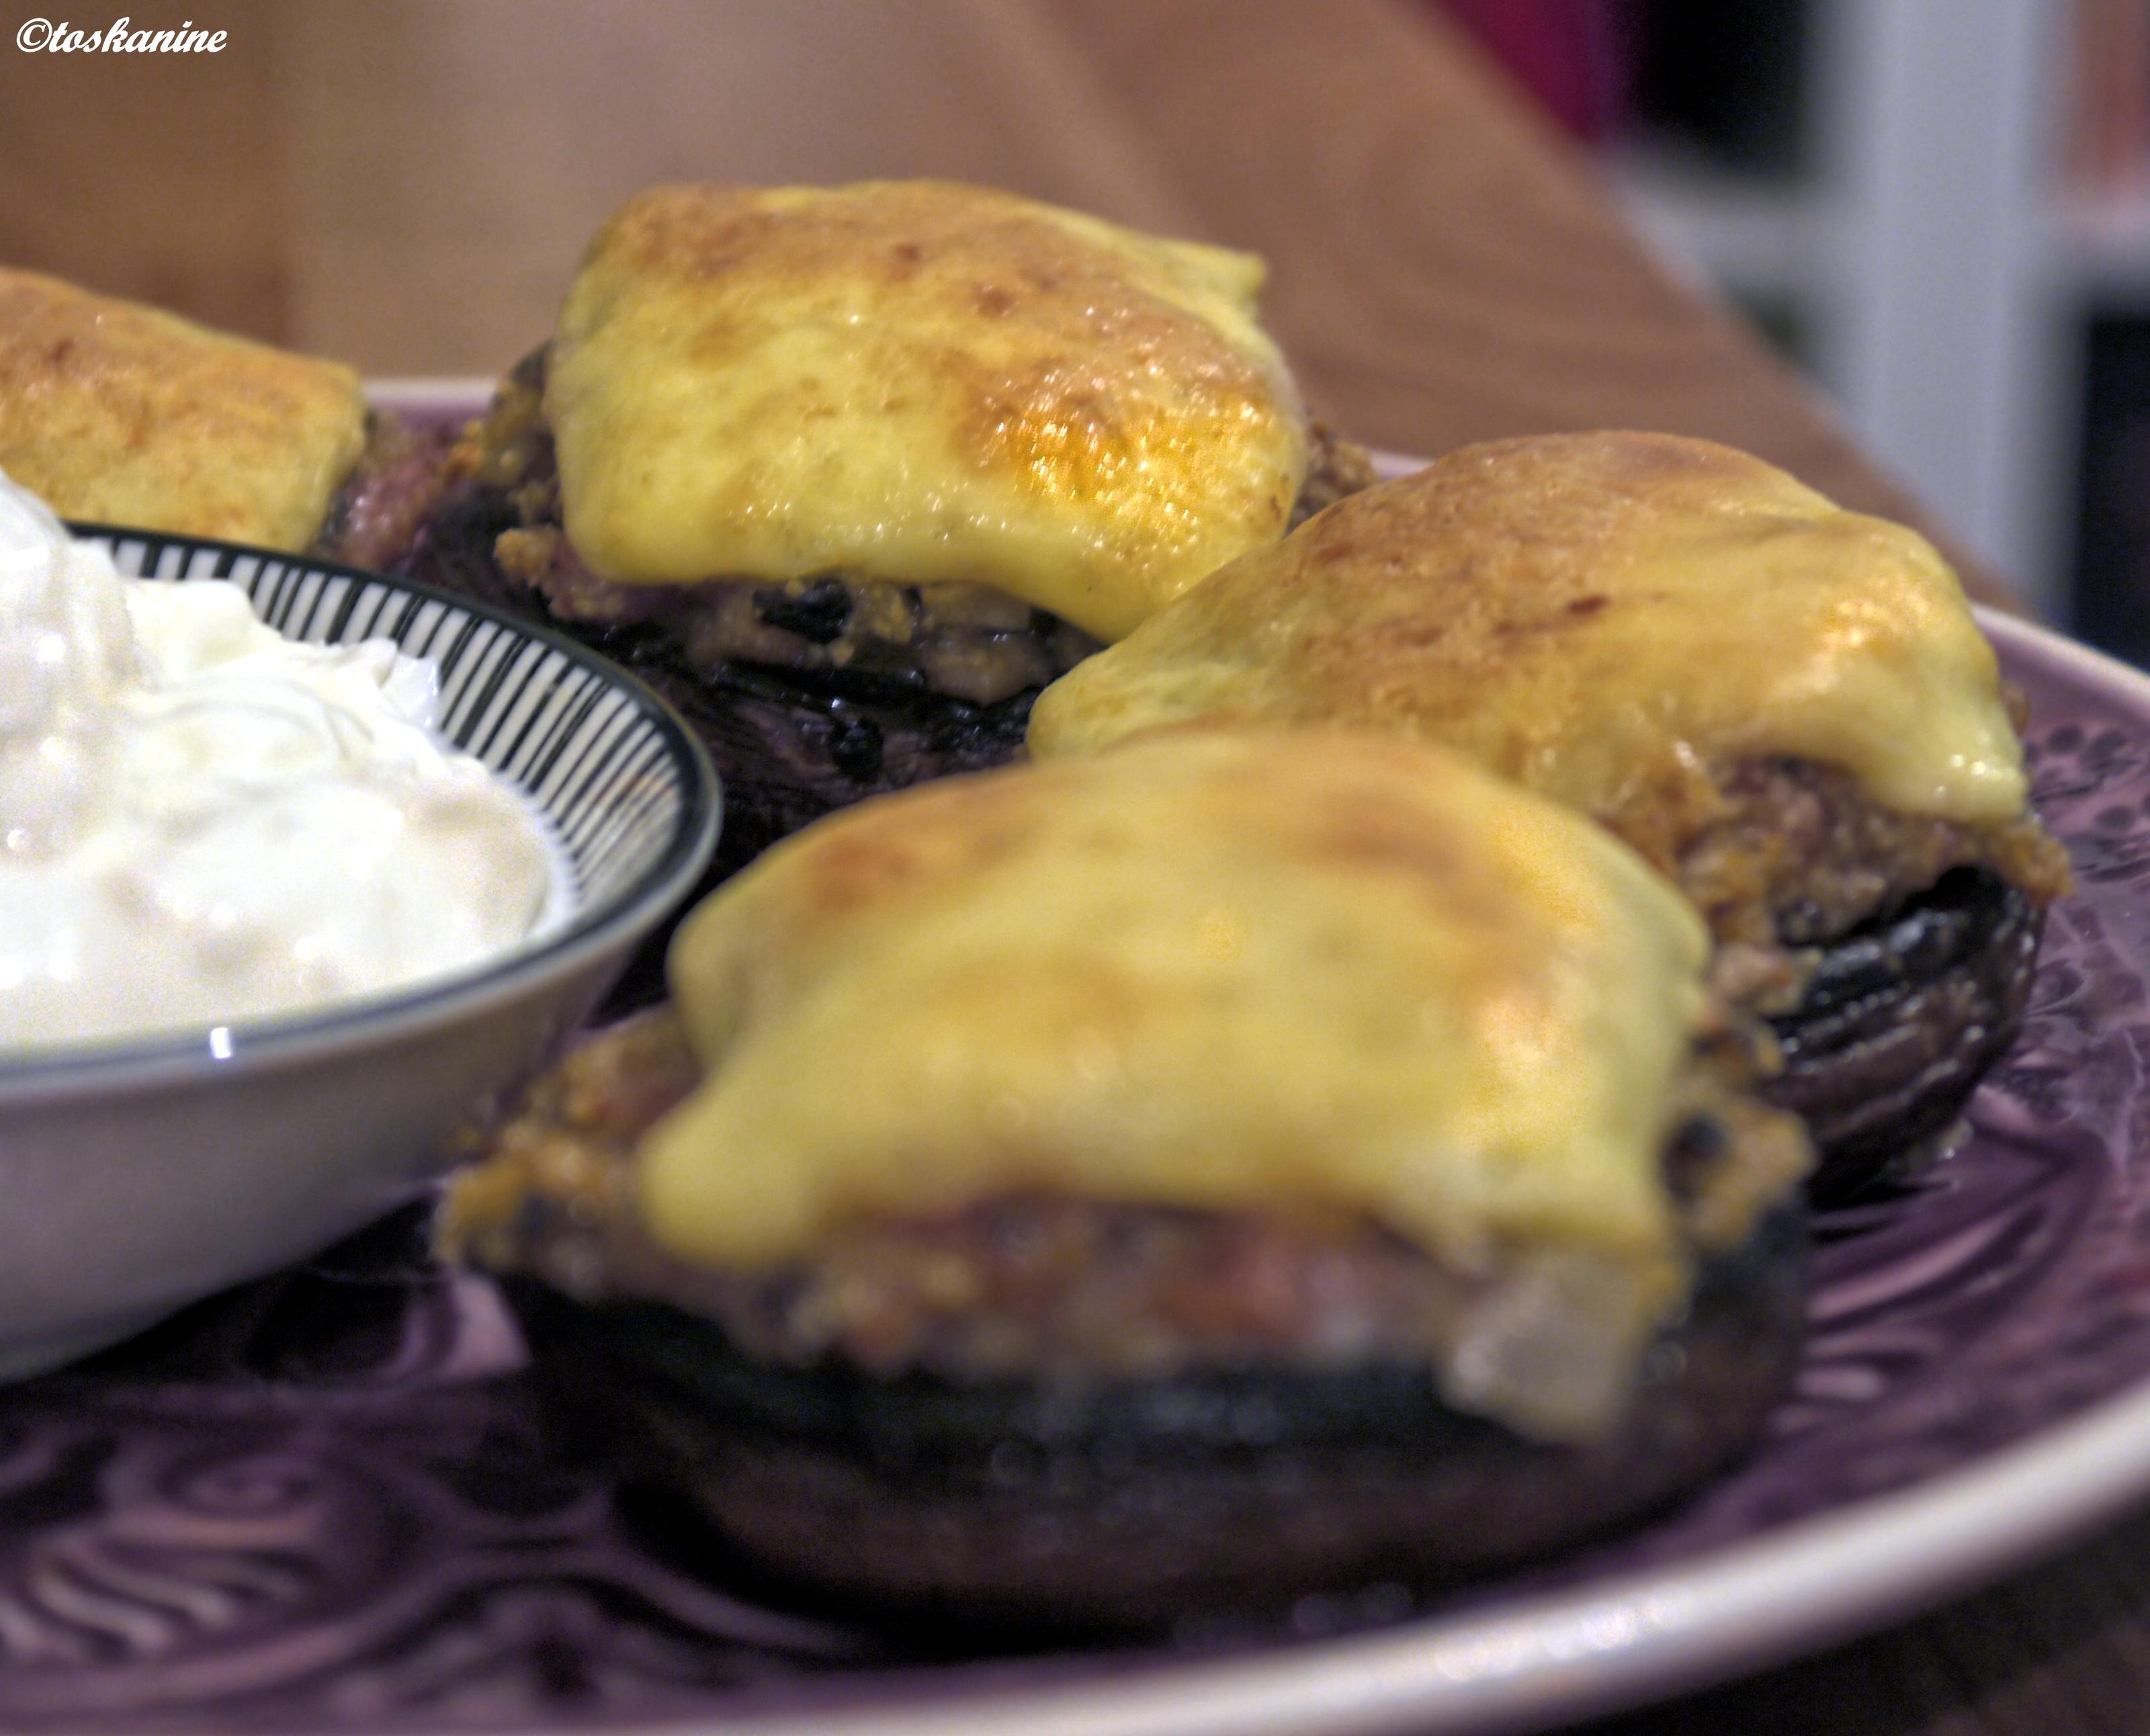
322,408,2139,1736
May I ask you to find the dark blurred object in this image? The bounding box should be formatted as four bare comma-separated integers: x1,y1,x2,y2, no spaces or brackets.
2073,316,2150,662
1629,0,1809,175
1429,1,1807,172
1732,296,1813,374
1429,1,1641,142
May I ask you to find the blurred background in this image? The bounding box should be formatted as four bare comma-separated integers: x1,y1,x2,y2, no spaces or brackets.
1443,0,2148,666
0,0,2135,645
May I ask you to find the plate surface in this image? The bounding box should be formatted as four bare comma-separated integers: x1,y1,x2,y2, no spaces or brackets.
9,420,2150,1735
2,611,2142,1736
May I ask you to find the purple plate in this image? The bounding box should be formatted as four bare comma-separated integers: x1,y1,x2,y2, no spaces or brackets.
8,408,2150,1734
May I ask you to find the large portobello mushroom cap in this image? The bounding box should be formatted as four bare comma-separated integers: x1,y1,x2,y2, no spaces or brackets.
1028,432,2073,1199
442,730,1812,1630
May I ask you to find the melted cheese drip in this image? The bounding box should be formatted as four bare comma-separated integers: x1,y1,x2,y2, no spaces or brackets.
638,730,1709,1307
1029,433,2028,826
546,181,1309,642
0,269,368,553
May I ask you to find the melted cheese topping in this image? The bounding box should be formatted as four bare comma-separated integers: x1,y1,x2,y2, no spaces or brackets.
546,181,1309,640
638,730,1711,1307
1029,433,2029,826
0,269,368,553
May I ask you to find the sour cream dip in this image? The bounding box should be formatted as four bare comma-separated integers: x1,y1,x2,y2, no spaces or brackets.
0,470,564,1053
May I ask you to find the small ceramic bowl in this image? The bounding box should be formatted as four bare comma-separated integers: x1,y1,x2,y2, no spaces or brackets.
0,529,720,1380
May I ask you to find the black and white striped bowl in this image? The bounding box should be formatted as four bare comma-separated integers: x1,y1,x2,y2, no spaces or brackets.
0,530,720,1380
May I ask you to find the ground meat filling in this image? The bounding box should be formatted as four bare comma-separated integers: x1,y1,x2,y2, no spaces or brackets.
314,412,454,572
439,1009,1807,1403
1648,757,2072,1012
428,347,1371,709
1289,419,1379,527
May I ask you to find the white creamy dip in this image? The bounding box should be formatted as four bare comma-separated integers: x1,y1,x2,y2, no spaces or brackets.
0,471,564,1053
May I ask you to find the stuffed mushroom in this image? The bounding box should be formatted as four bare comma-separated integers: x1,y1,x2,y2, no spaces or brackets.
441,729,1811,1630
1027,433,2073,1198
406,181,1373,885
0,266,445,568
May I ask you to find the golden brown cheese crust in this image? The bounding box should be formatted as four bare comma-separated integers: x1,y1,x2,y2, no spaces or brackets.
638,729,1733,1329
438,1004,1807,1440
0,269,368,552
546,181,1310,640
1030,432,2036,840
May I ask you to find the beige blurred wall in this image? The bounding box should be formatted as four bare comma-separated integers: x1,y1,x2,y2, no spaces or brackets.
1,0,1219,374
280,0,1217,374
0,0,287,337
0,0,1997,591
